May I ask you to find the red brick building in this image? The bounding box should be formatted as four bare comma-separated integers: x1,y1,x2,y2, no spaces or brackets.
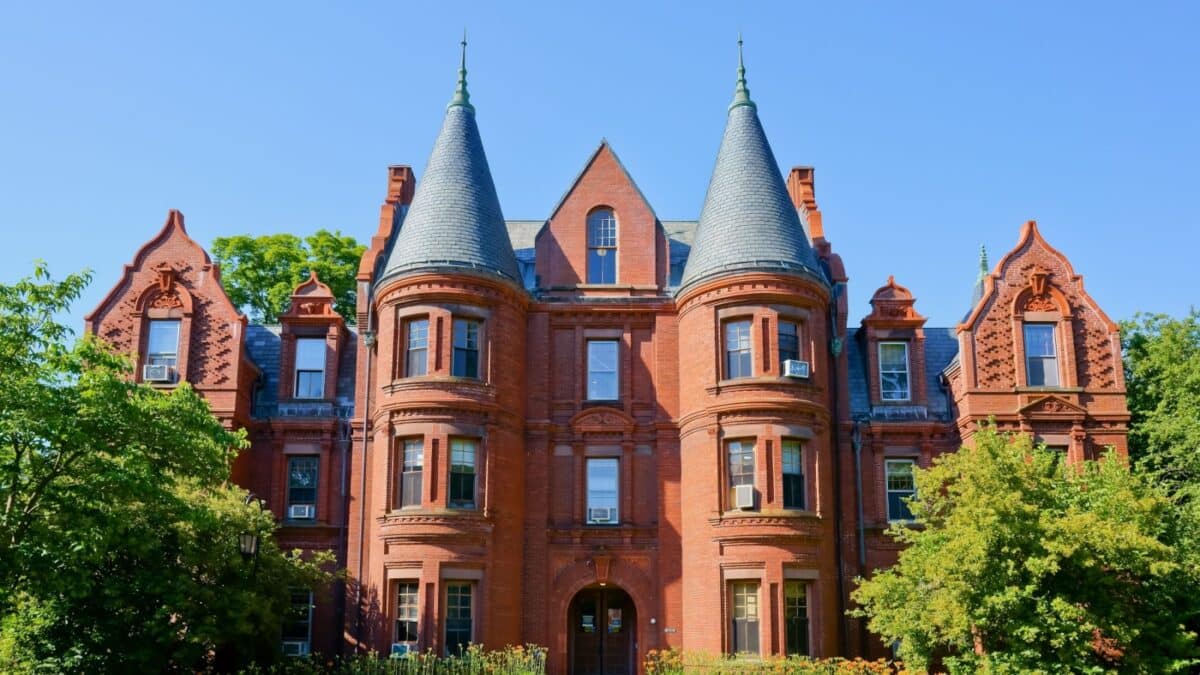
87,43,1128,673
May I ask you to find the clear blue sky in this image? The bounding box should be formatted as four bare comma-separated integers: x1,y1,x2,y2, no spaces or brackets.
2,1,1196,328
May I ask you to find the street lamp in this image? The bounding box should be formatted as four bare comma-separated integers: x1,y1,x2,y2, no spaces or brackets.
239,531,259,560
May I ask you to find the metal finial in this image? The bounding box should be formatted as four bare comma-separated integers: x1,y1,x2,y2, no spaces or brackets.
730,32,755,111
978,244,989,280
449,31,474,111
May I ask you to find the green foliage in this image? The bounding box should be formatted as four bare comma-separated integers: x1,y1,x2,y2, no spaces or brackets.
1121,310,1200,501
850,425,1200,673
643,648,902,674
212,230,366,323
241,644,548,674
0,264,337,673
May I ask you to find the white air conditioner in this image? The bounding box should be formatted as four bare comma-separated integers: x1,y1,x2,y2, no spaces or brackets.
143,364,172,382
783,359,810,379
588,507,615,524
734,484,756,510
288,504,315,520
282,640,309,656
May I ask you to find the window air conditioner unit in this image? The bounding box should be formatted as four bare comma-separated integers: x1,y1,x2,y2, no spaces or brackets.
288,504,315,520
143,364,172,382
588,507,614,524
783,359,810,379
282,640,309,656
734,484,756,510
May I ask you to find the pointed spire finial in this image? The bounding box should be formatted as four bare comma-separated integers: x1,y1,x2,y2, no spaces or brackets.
978,244,989,280
449,31,474,111
730,32,756,111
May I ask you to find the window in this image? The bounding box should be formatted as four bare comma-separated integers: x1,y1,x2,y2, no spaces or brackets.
445,582,473,655
778,320,800,364
730,581,760,655
395,582,419,643
587,340,619,400
282,588,313,655
1024,324,1059,386
405,319,429,377
586,208,618,284
399,439,423,508
586,458,619,524
885,459,916,522
294,338,326,399
784,581,809,656
287,456,318,519
449,438,477,509
452,319,480,379
146,320,180,368
878,342,910,401
725,320,753,379
727,440,755,508
782,441,804,509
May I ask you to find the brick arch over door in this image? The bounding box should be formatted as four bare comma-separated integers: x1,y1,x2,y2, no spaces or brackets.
549,557,658,674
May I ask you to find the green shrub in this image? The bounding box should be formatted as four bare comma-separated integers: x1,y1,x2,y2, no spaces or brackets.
241,644,546,674
644,648,906,674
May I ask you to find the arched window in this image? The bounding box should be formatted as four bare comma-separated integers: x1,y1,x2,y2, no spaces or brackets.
586,208,618,284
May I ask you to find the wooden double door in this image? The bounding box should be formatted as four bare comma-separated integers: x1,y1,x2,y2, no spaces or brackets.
569,586,636,675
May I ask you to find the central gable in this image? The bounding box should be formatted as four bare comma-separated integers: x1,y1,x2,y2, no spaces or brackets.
535,141,667,291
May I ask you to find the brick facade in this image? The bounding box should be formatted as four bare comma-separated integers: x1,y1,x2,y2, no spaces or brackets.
88,93,1127,675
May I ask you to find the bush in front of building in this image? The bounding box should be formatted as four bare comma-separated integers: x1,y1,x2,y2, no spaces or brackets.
243,644,547,674
643,648,903,674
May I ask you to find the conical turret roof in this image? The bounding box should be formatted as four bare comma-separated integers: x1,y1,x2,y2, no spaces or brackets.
379,40,520,285
678,39,823,294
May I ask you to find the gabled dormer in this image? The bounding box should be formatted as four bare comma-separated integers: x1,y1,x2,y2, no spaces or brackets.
278,272,346,403
85,210,249,409
860,276,929,411
535,140,667,294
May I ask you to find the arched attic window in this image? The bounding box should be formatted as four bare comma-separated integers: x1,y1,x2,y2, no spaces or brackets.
586,207,618,284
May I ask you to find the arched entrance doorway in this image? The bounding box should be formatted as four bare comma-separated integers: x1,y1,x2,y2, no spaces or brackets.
568,585,637,675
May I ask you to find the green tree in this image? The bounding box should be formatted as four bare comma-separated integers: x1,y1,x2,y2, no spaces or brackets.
1121,310,1200,501
0,264,335,672
851,426,1200,673
212,230,365,323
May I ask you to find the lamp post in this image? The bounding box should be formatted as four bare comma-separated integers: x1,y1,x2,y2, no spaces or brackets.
239,531,260,561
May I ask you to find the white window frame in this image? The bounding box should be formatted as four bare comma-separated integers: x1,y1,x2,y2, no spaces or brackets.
146,319,181,368
294,337,326,399
395,580,419,644
448,437,477,509
444,581,474,656
885,458,917,522
585,457,620,525
586,340,619,400
878,342,911,402
1023,323,1060,387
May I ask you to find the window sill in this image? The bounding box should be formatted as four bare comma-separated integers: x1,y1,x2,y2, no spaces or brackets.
1016,385,1082,393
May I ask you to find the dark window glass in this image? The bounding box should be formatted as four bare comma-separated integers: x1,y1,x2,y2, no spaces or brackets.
445,583,472,655
452,319,480,378
405,319,428,377
287,456,318,512
782,441,804,509
587,340,619,400
449,438,477,509
886,459,916,521
879,342,910,401
778,321,800,363
731,581,760,655
784,581,809,656
282,588,313,645
725,320,752,379
395,582,419,643
586,209,618,284
1024,324,1059,386
727,440,755,507
400,439,423,508
294,338,326,399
